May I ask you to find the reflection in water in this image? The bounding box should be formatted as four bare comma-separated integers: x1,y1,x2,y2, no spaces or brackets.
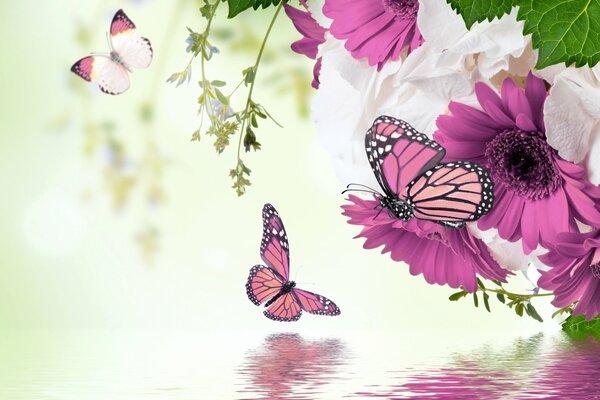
352,334,600,399
236,333,348,399
4,331,599,399
533,337,600,398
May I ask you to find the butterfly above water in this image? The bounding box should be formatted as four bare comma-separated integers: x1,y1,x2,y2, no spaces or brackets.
345,116,494,228
246,204,341,322
71,9,153,95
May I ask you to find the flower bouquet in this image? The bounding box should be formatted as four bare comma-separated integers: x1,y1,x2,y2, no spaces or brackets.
172,0,600,333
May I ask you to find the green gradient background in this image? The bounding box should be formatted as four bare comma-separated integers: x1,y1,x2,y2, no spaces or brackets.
0,1,564,390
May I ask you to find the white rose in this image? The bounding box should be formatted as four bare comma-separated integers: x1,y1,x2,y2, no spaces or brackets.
402,1,533,92
541,65,600,185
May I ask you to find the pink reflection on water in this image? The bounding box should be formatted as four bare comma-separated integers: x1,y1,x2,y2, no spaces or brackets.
353,335,600,399
236,333,347,400
531,337,600,398
355,367,516,399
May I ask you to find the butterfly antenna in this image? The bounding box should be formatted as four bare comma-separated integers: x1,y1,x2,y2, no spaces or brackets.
347,183,380,192
342,183,380,196
342,188,378,195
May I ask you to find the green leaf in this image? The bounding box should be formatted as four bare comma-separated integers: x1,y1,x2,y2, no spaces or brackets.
515,302,524,317
242,66,256,86
525,303,544,323
483,292,491,312
562,314,600,339
473,293,479,308
446,0,514,29
211,80,226,87
449,290,468,301
517,0,600,68
223,0,285,18
497,293,506,304
476,278,486,290
191,129,201,142
214,88,229,106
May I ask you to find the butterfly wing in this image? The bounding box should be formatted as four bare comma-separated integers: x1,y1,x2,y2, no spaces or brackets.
293,288,341,316
407,161,494,225
263,292,303,322
246,265,285,306
109,9,153,69
260,204,290,281
366,116,446,199
71,56,130,95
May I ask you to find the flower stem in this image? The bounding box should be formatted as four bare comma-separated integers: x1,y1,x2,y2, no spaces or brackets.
236,2,283,161
480,287,553,299
200,2,220,125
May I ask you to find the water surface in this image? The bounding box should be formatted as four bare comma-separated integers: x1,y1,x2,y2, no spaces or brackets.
2,330,599,399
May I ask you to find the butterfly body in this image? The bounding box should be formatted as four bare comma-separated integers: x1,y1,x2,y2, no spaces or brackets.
71,9,152,95
354,116,494,227
264,280,296,308
246,204,340,322
377,196,414,221
109,51,130,71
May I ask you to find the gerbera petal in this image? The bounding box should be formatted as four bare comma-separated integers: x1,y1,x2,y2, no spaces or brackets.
520,203,539,254
448,101,497,128
515,113,538,132
475,82,503,111
324,0,423,67
525,72,547,130
435,114,498,142
501,78,532,122
497,192,524,240
481,100,515,128
478,184,511,231
342,195,507,294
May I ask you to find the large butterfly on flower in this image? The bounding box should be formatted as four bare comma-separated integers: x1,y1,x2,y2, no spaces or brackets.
71,9,153,95
347,116,494,228
246,204,341,322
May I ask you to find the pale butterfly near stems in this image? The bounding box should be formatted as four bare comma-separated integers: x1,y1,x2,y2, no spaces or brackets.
71,9,153,95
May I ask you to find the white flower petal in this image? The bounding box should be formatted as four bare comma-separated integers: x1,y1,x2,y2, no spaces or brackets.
587,137,600,185
486,235,532,272
305,0,331,29
544,74,598,163
417,0,466,46
468,225,537,272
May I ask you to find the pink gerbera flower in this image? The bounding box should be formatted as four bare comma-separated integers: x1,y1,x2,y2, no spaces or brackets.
538,230,600,320
342,195,509,293
434,73,600,254
284,2,326,88
323,0,424,69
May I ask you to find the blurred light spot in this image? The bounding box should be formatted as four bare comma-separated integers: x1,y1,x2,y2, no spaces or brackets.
21,191,83,258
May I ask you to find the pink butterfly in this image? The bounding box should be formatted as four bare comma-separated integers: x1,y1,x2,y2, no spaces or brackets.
246,204,341,322
347,116,494,228
71,9,153,95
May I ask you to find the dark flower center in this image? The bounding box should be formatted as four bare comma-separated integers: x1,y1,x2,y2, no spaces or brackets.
382,0,418,19
485,130,561,200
